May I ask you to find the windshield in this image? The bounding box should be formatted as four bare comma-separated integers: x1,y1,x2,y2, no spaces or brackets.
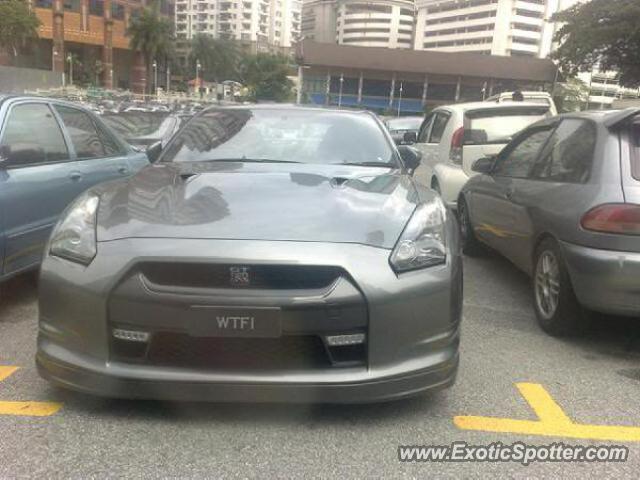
102,112,175,138
386,117,423,131
466,108,550,144
161,108,397,166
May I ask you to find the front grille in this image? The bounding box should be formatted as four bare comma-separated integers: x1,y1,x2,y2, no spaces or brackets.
142,333,331,371
140,263,343,290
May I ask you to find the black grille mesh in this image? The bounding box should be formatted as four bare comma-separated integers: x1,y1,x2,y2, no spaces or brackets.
141,263,343,290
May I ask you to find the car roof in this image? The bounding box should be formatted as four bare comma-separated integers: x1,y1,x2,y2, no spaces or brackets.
437,101,550,112
553,108,640,126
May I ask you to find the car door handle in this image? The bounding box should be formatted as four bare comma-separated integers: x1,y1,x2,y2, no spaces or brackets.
117,166,130,175
69,172,83,182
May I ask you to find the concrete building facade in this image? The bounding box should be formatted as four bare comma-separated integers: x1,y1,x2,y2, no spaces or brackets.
414,0,555,58
302,0,416,49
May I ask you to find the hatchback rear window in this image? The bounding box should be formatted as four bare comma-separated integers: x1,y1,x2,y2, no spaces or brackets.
465,107,549,144
631,122,640,181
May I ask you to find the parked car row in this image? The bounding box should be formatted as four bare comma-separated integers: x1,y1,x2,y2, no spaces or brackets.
0,91,638,403
384,94,640,336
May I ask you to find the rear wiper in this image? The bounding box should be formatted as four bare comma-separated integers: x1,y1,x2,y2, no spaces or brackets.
203,158,302,164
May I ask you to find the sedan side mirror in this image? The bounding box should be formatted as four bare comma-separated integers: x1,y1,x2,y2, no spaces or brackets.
403,131,417,145
146,141,163,163
397,145,422,174
472,156,496,174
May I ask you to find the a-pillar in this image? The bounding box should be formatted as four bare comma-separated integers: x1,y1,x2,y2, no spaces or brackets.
52,0,65,73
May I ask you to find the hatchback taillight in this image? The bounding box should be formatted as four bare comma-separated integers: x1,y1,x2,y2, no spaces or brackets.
581,204,640,235
449,127,464,165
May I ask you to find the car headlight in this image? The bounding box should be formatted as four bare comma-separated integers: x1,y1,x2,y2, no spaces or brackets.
390,198,447,272
49,193,99,265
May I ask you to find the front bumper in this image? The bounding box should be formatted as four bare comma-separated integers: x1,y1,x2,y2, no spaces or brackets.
561,241,640,316
37,234,462,403
433,164,470,209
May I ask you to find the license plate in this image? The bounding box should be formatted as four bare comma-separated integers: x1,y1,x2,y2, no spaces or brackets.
188,306,282,338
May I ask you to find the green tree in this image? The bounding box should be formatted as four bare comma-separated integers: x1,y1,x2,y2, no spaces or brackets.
0,0,41,62
127,1,174,92
553,77,590,113
189,34,241,83
552,0,640,87
239,53,293,101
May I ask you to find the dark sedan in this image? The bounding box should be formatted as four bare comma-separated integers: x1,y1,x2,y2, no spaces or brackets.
459,108,640,335
37,106,462,403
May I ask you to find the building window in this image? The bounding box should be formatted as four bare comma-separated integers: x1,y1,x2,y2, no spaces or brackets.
111,1,125,20
63,0,81,12
35,0,53,8
89,0,104,16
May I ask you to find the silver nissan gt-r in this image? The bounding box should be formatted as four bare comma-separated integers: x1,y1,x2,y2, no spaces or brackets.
36,105,463,403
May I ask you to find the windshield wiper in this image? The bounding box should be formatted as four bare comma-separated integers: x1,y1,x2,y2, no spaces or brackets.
336,161,397,168
202,158,302,164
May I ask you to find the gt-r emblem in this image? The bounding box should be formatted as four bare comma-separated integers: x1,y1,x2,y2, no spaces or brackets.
230,266,250,286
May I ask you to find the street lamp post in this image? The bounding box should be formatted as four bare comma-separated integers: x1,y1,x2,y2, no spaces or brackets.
196,60,202,97
397,81,403,117
67,54,73,86
338,73,344,108
166,66,171,94
152,60,158,98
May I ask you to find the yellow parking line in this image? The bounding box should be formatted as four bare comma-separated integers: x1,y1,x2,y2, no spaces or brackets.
0,366,19,382
0,365,62,417
454,382,640,442
0,401,62,417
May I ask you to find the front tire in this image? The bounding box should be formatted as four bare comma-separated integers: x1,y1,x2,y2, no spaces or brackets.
458,198,483,256
533,238,583,336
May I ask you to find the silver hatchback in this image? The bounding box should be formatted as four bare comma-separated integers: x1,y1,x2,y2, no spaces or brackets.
459,108,640,335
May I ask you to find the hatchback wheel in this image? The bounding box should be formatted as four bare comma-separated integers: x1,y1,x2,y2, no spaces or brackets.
533,238,582,336
458,198,483,256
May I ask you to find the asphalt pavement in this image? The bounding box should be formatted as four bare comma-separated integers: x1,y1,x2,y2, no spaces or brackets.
1,167,640,477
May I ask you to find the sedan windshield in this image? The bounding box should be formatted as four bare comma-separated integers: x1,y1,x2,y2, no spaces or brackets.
102,112,175,139
161,108,397,167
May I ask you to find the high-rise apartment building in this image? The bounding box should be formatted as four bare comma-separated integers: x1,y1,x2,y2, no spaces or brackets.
302,0,416,49
175,0,301,66
414,0,557,58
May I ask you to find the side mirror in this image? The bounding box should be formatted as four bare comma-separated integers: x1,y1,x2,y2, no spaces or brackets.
472,156,496,174
397,145,422,174
403,131,417,145
146,141,163,163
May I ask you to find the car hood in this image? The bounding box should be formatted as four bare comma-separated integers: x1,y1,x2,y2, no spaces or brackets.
96,162,419,249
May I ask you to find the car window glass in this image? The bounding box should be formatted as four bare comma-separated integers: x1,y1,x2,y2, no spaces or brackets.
0,103,69,167
417,114,434,143
95,121,124,157
493,128,553,178
533,119,596,183
429,112,450,144
54,105,106,159
162,109,397,167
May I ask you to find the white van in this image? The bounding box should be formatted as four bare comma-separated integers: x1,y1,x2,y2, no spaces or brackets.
412,102,551,208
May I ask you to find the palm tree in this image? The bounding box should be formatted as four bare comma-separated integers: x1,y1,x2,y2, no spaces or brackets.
189,34,241,83
0,0,40,63
127,1,174,93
